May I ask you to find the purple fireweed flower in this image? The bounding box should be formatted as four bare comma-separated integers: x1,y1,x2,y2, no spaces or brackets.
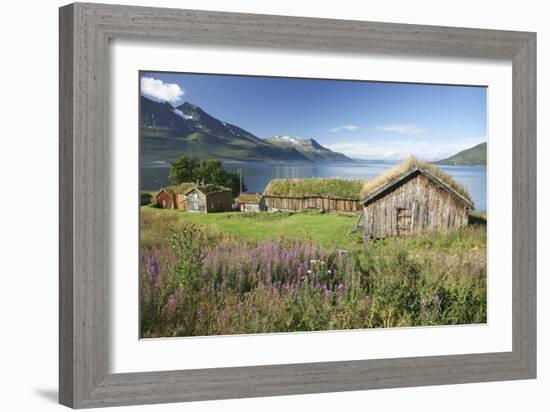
322,283,330,298
297,262,309,276
196,308,205,320
337,282,345,292
144,249,161,286
148,261,160,283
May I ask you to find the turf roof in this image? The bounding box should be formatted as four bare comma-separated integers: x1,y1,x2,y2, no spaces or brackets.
235,193,263,203
263,178,365,199
360,157,473,205
188,184,232,195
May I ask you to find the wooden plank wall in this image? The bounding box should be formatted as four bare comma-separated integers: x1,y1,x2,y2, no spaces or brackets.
364,173,469,238
175,193,187,211
205,191,233,213
264,196,362,213
186,191,206,213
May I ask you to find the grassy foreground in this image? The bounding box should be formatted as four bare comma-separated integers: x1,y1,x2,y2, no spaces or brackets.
141,208,364,250
140,207,487,337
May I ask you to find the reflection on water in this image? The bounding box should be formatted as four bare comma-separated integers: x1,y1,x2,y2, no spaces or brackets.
141,161,487,211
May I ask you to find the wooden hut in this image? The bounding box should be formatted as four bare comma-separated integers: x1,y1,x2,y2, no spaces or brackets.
361,158,473,239
155,189,175,209
262,178,363,213
184,185,233,213
235,193,266,212
172,182,197,211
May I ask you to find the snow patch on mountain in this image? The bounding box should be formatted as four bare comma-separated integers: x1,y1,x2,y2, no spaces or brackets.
172,108,193,120
272,135,302,145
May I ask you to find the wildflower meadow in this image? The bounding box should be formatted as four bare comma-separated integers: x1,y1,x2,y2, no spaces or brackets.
140,208,487,337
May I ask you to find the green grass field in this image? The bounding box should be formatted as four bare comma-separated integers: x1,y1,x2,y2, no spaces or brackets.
141,207,364,249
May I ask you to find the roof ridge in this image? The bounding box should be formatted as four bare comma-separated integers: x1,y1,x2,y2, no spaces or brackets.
361,166,473,207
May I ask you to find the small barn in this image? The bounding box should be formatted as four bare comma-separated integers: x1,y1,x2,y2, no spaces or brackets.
155,189,175,209
172,182,197,211
361,158,473,239
184,185,233,213
235,193,266,212
262,178,364,213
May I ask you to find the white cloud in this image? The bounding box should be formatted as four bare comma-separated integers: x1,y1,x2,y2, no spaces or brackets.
325,137,485,161
375,124,430,135
328,125,359,133
140,77,185,104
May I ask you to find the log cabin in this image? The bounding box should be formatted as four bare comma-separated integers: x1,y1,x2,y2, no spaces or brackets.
235,193,266,212
172,182,197,211
262,178,363,213
155,189,175,209
361,158,473,239
184,185,233,213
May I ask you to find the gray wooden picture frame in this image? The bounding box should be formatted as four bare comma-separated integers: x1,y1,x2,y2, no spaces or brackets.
59,2,536,408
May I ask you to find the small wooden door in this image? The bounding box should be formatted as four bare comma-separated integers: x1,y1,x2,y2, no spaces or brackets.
397,208,412,235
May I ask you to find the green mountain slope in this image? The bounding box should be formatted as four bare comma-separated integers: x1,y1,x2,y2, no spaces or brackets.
435,142,487,166
140,97,350,163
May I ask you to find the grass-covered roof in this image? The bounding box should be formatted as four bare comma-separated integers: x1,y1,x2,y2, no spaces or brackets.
235,193,263,203
156,183,196,197
188,184,232,195
360,157,473,205
157,187,175,197
172,182,196,194
263,178,365,199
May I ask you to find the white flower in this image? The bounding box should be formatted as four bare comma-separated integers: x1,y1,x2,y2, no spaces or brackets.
327,270,332,274
307,269,313,274
320,261,325,265
310,259,317,264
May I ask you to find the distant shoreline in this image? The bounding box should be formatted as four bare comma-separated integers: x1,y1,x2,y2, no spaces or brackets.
140,159,488,168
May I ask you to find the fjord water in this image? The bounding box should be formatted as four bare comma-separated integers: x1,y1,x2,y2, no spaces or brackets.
141,161,487,211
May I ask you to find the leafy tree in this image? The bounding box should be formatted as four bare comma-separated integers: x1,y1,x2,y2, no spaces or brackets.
169,155,246,196
169,156,200,184
196,159,227,185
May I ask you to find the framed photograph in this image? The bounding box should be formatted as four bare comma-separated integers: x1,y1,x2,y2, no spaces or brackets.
59,2,536,408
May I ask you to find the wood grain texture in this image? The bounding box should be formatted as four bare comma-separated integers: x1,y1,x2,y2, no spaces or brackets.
59,2,537,408
59,4,74,406
263,196,363,213
363,171,470,238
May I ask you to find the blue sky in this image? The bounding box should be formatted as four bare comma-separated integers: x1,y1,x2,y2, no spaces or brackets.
140,71,487,161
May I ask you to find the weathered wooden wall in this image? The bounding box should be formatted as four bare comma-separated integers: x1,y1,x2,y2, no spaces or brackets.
205,191,233,213
264,196,362,213
156,191,174,209
186,190,206,212
364,173,469,238
175,193,187,211
238,198,266,212
240,203,261,212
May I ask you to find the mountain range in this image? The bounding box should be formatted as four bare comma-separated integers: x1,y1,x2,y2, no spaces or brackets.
435,142,487,166
140,96,352,163
265,135,350,162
